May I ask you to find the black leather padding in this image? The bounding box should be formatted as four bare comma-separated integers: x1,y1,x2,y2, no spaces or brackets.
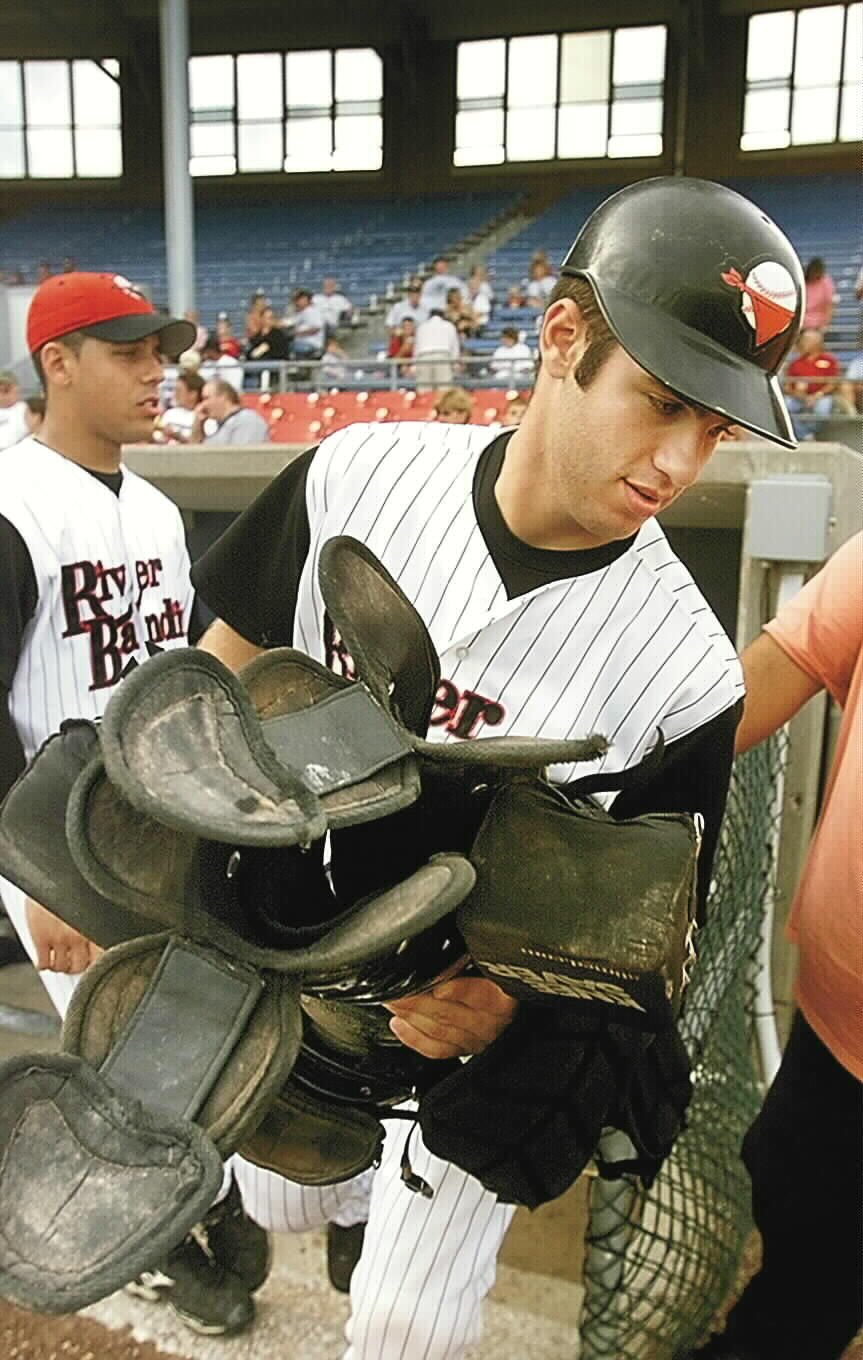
0,1054,223,1313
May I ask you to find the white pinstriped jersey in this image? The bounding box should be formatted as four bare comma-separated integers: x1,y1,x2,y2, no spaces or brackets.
292,422,744,800
1,437,194,761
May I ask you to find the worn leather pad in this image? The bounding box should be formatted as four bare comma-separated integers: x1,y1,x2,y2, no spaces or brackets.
99,648,327,847
0,1053,223,1314
0,722,154,947
240,1080,386,1186
459,779,699,1025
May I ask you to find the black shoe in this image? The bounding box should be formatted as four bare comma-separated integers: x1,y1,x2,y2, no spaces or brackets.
126,1234,254,1336
326,1221,366,1294
201,1175,272,1293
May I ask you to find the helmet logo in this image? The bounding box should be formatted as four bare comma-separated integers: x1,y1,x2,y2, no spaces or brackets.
722,262,797,347
112,274,146,300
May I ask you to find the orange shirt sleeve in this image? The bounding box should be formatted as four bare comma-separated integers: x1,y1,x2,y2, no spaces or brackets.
764,532,863,709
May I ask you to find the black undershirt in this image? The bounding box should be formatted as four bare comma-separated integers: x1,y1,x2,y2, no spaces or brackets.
0,465,206,800
192,437,741,917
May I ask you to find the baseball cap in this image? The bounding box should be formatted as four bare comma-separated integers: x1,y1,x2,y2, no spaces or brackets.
26,272,196,360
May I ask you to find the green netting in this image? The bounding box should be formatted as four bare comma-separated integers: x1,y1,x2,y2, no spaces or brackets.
580,733,788,1360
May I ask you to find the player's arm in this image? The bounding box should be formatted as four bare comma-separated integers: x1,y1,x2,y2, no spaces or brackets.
734,631,821,755
198,617,265,672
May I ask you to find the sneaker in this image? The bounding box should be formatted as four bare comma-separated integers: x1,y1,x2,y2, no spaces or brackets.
326,1221,366,1294
201,1175,272,1293
126,1234,254,1336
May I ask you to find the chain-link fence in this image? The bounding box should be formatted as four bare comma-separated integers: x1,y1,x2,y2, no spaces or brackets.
580,732,789,1359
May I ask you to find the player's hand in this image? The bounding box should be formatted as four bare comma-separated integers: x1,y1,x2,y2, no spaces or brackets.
384,977,518,1059
25,898,102,974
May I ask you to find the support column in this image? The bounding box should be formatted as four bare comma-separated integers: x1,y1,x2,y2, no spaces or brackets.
159,0,195,317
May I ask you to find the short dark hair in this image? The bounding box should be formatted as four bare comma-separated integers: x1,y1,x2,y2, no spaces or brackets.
545,275,618,388
25,395,46,417
293,289,311,303
32,329,86,392
501,326,519,342
176,370,205,396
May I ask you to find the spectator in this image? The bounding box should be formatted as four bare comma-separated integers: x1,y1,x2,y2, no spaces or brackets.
35,261,51,284
505,283,528,310
420,257,468,314
491,327,534,381
286,290,325,360
802,257,835,332
445,287,478,339
855,265,863,302
0,371,29,450
526,258,555,308
245,306,292,388
23,395,46,436
414,309,460,392
191,380,269,445
385,281,428,334
245,289,268,339
201,335,245,393
318,338,350,387
216,315,242,359
686,534,863,1360
313,277,353,335
159,370,205,441
183,309,209,351
466,266,493,329
840,345,863,414
61,256,76,274
432,387,473,424
784,328,841,439
503,395,529,426
387,316,416,365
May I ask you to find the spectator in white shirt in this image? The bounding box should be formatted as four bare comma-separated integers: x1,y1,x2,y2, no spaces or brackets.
288,290,325,359
0,372,30,450
200,338,245,394
526,258,555,308
414,310,460,392
158,370,205,441
191,380,269,445
420,257,468,315
385,281,428,334
312,277,353,335
490,327,534,381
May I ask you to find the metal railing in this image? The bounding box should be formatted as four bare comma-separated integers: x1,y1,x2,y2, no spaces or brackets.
213,356,536,393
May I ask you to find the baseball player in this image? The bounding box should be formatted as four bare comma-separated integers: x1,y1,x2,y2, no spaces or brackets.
191,178,804,1359
0,272,265,1336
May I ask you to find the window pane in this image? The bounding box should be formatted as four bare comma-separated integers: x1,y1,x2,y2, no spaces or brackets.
238,121,282,171
839,81,862,139
743,86,791,136
0,63,23,125
455,108,504,164
73,60,121,127
333,113,382,169
741,128,791,150
614,26,666,84
844,3,862,85
0,129,25,176
457,40,505,101
607,131,662,157
557,102,608,157
285,115,331,170
507,35,558,109
791,85,840,143
611,97,663,138
746,11,795,83
286,50,331,108
560,32,610,103
191,122,234,157
335,48,382,102
189,55,234,111
24,62,71,128
506,106,556,161
237,53,281,120
74,127,122,176
794,5,844,87
190,154,235,176
26,126,74,176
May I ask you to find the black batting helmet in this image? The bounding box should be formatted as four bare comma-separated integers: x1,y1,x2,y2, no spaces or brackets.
560,177,804,447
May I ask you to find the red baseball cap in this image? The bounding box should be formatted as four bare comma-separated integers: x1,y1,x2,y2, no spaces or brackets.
27,272,196,360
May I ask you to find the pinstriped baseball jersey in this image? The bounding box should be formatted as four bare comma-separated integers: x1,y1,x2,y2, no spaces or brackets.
1,437,194,761
292,422,743,800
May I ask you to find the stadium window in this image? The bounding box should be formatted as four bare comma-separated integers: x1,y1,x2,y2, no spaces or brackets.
189,47,383,176
0,58,122,179
454,25,667,166
741,3,862,150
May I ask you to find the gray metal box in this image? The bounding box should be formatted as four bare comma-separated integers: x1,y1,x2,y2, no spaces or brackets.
747,475,832,563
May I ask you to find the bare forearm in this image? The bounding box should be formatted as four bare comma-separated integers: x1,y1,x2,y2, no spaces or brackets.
735,632,821,754
197,618,265,673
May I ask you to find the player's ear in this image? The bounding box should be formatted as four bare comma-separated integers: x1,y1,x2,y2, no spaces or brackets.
39,340,76,390
538,298,589,380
